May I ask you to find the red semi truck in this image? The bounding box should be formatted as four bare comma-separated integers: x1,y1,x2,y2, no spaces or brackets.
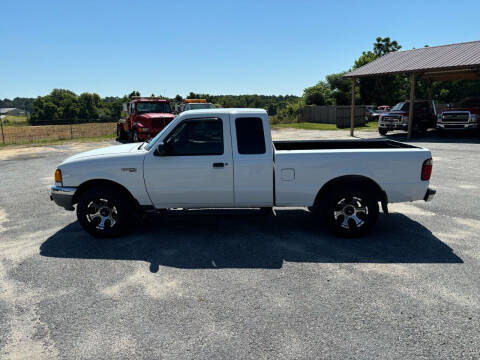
117,97,175,142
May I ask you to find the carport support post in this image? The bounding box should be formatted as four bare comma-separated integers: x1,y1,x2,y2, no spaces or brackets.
407,72,416,139
350,77,356,136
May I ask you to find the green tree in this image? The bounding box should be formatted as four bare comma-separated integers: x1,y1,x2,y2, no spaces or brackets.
303,81,333,105
326,72,353,105
128,91,140,99
354,37,404,105
373,37,402,56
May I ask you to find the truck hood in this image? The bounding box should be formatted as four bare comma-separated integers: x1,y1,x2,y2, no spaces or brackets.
447,107,480,114
61,143,142,164
138,113,175,119
384,110,406,116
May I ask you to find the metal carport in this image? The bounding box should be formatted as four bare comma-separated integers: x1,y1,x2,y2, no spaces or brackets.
343,40,480,138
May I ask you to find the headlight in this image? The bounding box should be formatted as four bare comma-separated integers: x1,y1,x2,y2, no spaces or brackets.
470,114,477,123
54,169,62,185
141,128,150,132
401,115,408,124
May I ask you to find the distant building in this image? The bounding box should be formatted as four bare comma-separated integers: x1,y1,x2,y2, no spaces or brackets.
0,108,26,116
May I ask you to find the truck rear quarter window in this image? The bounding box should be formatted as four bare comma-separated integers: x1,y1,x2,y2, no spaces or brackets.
235,117,266,154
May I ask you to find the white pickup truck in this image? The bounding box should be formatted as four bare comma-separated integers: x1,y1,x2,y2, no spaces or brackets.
51,108,435,237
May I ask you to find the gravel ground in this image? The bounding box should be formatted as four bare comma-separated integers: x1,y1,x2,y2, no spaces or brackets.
0,129,479,359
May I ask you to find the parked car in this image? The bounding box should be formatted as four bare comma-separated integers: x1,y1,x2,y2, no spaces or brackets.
378,100,437,135
437,97,480,133
117,97,175,142
51,108,435,238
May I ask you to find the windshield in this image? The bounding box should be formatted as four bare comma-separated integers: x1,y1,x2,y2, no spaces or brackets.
391,102,408,111
136,102,171,114
187,103,215,110
458,98,480,108
144,117,177,151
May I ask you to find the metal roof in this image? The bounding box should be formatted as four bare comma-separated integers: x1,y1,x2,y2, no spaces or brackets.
344,40,480,78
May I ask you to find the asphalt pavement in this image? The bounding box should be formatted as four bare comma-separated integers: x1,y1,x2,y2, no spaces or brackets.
0,129,479,359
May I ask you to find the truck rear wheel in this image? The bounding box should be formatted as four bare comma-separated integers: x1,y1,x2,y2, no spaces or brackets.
322,187,379,237
77,186,132,238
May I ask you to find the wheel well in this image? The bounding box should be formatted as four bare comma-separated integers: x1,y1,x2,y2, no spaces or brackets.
314,175,387,206
72,179,137,207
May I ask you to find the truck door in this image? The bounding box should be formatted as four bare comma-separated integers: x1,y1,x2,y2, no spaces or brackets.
230,115,274,206
143,115,234,207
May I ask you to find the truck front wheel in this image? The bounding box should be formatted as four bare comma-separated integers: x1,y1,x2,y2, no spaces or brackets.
322,187,379,237
117,126,127,140
77,186,132,238
379,128,388,136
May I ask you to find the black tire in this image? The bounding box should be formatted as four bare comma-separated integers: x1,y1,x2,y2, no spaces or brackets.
321,186,379,237
76,186,132,238
117,126,126,140
379,128,388,136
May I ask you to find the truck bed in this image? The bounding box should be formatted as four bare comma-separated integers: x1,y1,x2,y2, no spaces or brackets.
273,139,417,151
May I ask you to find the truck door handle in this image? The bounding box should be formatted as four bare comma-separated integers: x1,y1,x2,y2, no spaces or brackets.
212,162,225,168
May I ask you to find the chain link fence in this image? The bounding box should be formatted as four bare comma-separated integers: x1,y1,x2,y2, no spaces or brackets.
0,118,117,145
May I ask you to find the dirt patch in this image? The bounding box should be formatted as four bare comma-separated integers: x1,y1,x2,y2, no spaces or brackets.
0,141,114,161
0,208,8,233
102,268,182,299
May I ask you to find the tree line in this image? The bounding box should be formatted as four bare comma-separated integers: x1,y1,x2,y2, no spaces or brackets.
1,90,301,125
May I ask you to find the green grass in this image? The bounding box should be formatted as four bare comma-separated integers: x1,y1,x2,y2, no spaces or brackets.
271,121,379,131
1,115,28,126
0,134,116,148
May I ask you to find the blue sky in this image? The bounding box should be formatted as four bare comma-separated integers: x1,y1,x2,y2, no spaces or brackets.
1,0,479,99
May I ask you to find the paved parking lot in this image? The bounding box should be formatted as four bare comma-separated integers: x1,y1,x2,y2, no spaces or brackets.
1,130,479,359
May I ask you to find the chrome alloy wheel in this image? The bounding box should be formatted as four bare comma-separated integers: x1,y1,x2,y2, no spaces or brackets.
86,199,118,230
333,196,368,230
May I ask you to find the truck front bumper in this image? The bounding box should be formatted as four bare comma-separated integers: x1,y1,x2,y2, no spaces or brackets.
424,188,436,202
379,123,408,131
437,123,478,130
50,185,76,211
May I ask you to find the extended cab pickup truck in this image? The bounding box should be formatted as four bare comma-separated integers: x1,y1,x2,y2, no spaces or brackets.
51,109,435,238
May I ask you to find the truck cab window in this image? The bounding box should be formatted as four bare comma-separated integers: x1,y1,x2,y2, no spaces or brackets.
165,118,223,155
235,117,266,154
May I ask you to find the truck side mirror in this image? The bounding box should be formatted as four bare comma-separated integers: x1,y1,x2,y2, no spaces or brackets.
154,142,169,156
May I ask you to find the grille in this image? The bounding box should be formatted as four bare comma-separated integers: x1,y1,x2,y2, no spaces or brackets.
151,118,167,128
383,115,401,122
442,112,469,122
